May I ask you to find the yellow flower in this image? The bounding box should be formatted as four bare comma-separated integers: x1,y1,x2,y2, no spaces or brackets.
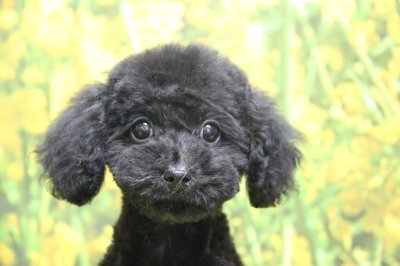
35,8,76,53
387,15,400,44
0,127,21,152
339,189,365,217
6,162,24,181
95,0,117,7
49,68,80,115
297,101,328,134
0,244,15,266
268,233,282,250
0,62,16,81
40,216,54,235
0,9,18,31
363,208,385,233
320,0,355,22
350,136,379,157
330,218,353,250
5,213,18,228
371,0,397,17
0,94,21,151
185,1,215,31
262,250,274,263
103,167,119,192
321,128,335,150
353,248,369,263
384,214,400,242
318,46,344,72
1,34,26,81
292,233,312,266
32,222,81,266
332,82,366,115
12,88,48,134
87,225,113,261
370,117,400,145
80,38,117,80
352,20,380,51
20,67,46,85
388,49,400,76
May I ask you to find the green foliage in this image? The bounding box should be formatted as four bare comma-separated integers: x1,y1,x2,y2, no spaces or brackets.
1,0,399,265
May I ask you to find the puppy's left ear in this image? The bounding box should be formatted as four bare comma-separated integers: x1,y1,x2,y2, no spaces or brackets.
245,90,302,208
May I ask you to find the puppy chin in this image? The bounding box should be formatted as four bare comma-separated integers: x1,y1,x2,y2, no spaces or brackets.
135,199,222,224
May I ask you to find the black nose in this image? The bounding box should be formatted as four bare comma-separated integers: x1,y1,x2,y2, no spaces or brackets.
163,166,191,186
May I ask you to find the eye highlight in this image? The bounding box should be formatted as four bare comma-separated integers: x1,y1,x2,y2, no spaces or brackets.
130,118,153,142
200,121,221,143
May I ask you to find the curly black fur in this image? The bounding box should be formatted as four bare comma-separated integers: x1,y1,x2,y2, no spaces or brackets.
37,44,301,265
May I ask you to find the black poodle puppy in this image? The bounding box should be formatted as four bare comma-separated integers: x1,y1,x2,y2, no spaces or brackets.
37,44,301,266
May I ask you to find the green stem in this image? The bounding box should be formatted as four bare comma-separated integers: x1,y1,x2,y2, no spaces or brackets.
278,0,293,118
119,0,142,52
339,18,398,116
72,214,90,266
373,237,384,266
246,227,263,266
282,218,293,266
297,6,334,95
321,213,358,264
397,0,400,15
347,70,385,122
295,198,320,266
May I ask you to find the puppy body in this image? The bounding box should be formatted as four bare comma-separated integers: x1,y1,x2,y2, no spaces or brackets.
38,44,301,265
101,199,241,265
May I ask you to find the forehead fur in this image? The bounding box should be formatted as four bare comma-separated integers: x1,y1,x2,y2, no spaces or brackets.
109,44,247,89
104,44,250,120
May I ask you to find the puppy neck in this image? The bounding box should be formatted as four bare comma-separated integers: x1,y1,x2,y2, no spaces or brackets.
107,198,233,263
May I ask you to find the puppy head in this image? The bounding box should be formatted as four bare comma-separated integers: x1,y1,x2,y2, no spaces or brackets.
37,44,301,223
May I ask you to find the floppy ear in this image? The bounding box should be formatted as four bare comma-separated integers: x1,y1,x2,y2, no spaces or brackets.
246,90,302,208
37,84,106,206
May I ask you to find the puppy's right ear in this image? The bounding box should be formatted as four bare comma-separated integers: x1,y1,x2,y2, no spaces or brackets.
37,84,106,206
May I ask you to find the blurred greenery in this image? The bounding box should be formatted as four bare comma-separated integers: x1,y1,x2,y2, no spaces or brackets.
1,0,399,265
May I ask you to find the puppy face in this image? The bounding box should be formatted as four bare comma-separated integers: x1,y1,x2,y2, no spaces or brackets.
103,46,250,223
106,100,247,223
38,44,301,224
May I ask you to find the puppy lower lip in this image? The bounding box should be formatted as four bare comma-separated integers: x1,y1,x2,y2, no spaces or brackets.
154,201,203,211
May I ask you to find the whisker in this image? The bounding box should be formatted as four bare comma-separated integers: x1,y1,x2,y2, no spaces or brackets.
171,182,182,194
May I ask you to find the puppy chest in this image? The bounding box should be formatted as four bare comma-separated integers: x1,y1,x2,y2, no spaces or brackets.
144,229,204,263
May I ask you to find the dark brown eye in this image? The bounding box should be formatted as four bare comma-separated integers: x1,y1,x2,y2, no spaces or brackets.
130,119,153,142
200,121,220,143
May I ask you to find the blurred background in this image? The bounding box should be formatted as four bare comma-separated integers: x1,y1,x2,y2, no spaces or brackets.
1,0,399,265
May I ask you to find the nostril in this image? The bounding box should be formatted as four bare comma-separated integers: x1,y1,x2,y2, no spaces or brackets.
182,176,191,183
163,174,175,183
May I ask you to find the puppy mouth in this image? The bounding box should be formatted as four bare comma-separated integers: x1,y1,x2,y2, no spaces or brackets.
134,198,222,224
153,201,207,215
